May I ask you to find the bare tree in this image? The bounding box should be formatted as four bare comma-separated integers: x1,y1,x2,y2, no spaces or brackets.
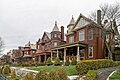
0,37,5,54
89,3,120,59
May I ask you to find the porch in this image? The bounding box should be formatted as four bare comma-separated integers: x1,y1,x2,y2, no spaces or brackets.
35,50,51,63
51,42,87,62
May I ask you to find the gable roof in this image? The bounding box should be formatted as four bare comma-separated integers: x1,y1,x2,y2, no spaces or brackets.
45,32,51,39
72,14,93,31
52,21,60,32
41,32,50,41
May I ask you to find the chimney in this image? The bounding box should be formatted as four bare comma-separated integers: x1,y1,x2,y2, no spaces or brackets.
61,26,64,41
97,10,101,25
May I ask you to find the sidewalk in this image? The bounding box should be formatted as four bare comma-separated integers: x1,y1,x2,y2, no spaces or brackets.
97,66,120,80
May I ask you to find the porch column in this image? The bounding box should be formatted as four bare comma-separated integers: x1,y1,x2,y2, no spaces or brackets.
77,46,80,61
51,50,53,61
64,48,66,62
45,53,47,62
57,49,59,58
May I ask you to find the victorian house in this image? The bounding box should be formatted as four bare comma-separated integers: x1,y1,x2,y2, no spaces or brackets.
51,10,105,62
21,41,36,62
35,22,66,62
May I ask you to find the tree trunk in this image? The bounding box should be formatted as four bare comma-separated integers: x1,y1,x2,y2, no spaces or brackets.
105,41,113,59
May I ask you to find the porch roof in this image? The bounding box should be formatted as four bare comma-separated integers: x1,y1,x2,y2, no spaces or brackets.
51,41,87,50
35,50,51,56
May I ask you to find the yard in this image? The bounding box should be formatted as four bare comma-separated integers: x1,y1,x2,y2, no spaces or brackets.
27,66,76,76
109,69,120,80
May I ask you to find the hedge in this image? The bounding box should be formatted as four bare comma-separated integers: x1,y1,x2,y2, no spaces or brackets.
76,59,120,75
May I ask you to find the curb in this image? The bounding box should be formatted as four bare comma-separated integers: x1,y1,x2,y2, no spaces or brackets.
106,70,116,80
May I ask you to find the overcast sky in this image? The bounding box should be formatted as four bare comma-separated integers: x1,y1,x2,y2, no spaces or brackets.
0,0,120,54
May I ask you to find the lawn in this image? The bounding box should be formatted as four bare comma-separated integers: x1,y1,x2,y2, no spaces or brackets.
109,69,120,80
27,66,76,76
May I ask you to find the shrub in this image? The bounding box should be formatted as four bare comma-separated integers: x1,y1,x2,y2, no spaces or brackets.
71,60,77,65
24,72,35,80
2,65,11,75
83,70,97,80
11,70,16,78
76,59,120,75
49,68,69,80
35,70,48,80
76,62,88,75
54,57,61,66
46,57,53,66
22,72,35,80
57,68,68,80
65,60,70,66
49,70,58,80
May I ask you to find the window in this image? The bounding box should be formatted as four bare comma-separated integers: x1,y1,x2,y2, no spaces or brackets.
79,30,85,41
58,34,61,38
26,51,29,55
88,29,93,40
54,42,57,47
80,49,84,57
88,46,93,58
69,36,74,43
41,46,44,50
54,34,57,37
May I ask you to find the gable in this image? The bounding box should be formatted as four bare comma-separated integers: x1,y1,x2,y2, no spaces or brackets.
42,32,49,41
71,14,94,32
73,17,90,30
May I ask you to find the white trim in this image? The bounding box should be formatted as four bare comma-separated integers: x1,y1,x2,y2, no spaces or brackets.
106,70,116,80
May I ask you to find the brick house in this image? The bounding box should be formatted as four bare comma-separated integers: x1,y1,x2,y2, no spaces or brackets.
51,11,105,62
21,41,36,62
35,22,66,62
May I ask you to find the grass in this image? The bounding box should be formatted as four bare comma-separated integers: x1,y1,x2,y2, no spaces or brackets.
109,69,120,80
27,66,76,76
